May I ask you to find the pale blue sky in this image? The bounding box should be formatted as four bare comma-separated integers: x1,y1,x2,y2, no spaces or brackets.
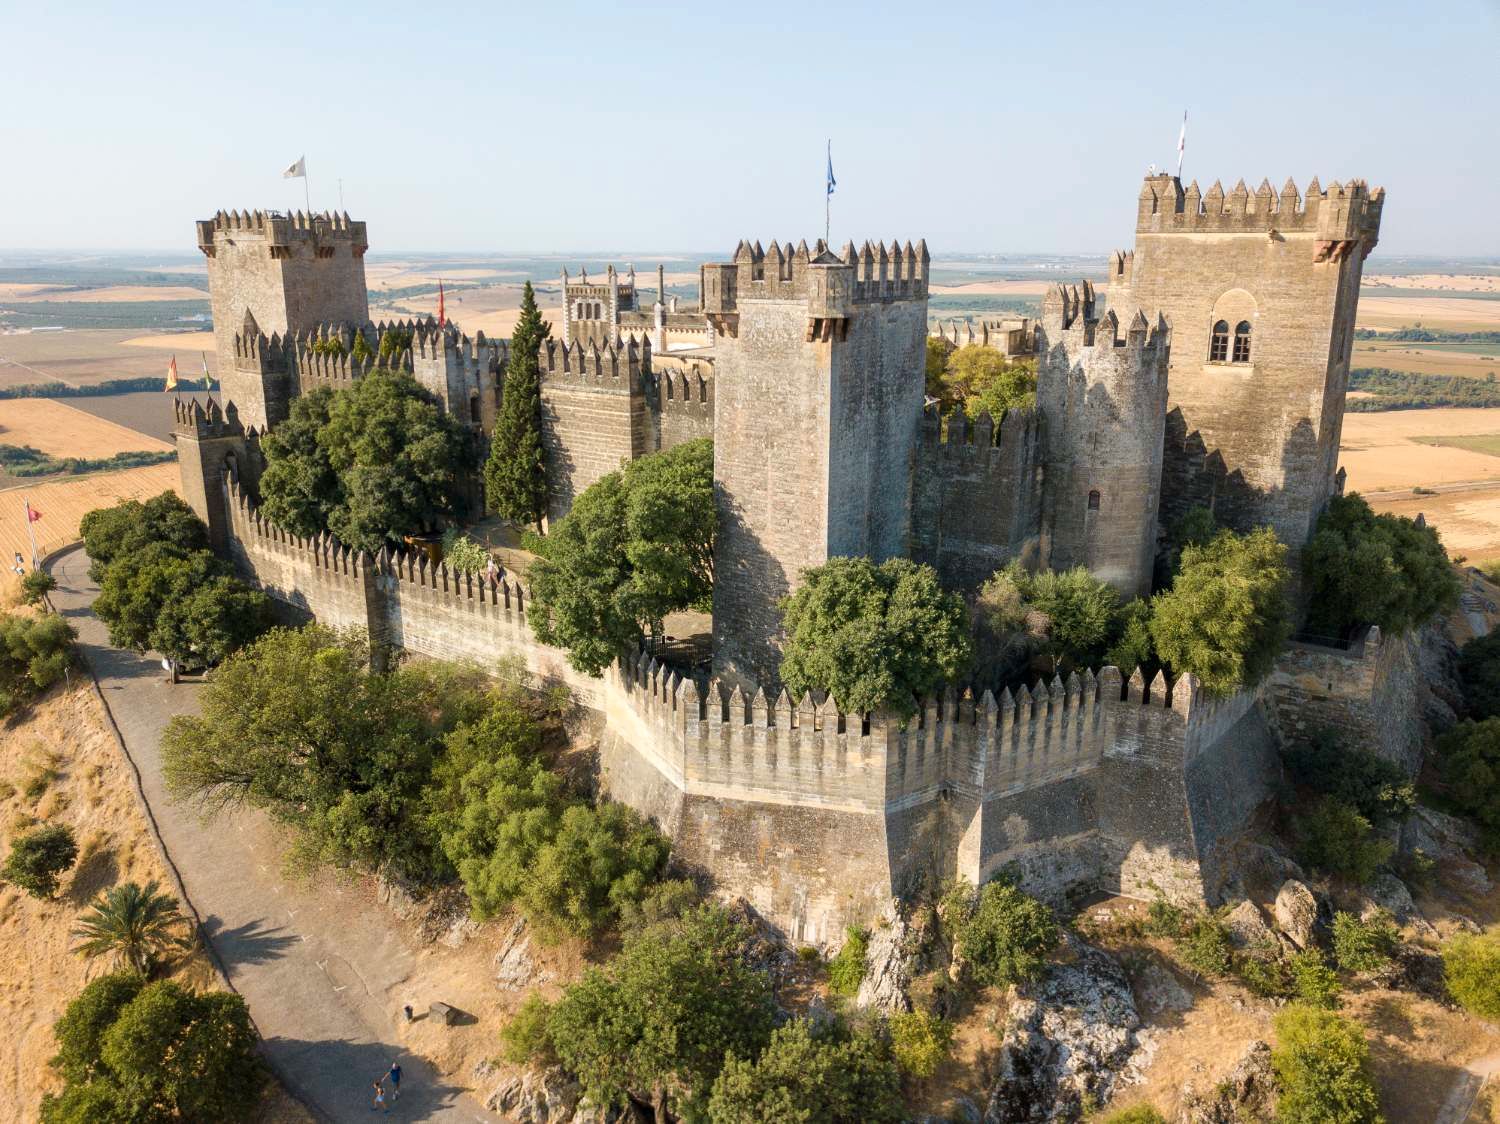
2,0,1497,255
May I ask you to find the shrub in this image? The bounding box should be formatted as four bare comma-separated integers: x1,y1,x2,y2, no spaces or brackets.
1143,897,1187,939
79,492,208,583
1459,631,1500,719
958,878,1059,988
1282,732,1415,825
1303,492,1459,640
1289,948,1343,1008
827,926,869,997
1100,1107,1167,1124
499,993,555,1065
1270,1004,1383,1124
1443,930,1500,1019
1177,914,1234,978
1,823,78,898
1233,949,1291,998
441,529,490,574
1294,798,1394,884
1435,718,1500,840
888,1009,953,1079
1331,911,1398,974
20,569,57,607
1150,527,1291,696
708,1018,903,1124
0,612,73,715
988,562,1122,673
779,556,971,719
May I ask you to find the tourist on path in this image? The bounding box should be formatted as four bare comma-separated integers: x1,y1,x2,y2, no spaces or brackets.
372,1080,389,1113
388,1061,403,1101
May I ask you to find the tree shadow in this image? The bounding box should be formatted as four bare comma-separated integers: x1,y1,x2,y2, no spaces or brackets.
65,844,119,905
260,1036,479,1121
200,915,299,968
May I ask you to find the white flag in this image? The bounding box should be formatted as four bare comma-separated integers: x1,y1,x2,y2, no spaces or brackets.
282,156,306,179
1176,112,1187,177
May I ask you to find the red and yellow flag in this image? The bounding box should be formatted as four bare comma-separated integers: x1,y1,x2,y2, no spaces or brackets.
165,355,179,391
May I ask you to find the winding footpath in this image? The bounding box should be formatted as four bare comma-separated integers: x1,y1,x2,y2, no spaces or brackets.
49,546,498,1123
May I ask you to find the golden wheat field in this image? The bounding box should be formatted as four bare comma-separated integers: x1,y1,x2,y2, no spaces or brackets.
0,399,173,458
0,462,180,597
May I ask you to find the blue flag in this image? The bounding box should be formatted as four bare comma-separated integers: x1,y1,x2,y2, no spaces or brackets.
826,141,836,197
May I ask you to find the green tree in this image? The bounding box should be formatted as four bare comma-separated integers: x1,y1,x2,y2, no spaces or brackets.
1105,597,1156,674
1458,631,1500,719
888,1009,953,1079
958,877,1059,988
943,346,1037,416
80,493,208,583
258,370,479,552
620,437,716,623
441,528,490,574
1099,1108,1167,1124
1443,929,1500,1019
42,976,262,1124
924,336,954,403
20,568,58,607
1163,505,1218,578
548,904,778,1117
1150,527,1290,696
162,627,490,878
92,544,227,653
0,611,73,715
1000,563,1124,672
826,926,869,997
779,556,971,719
485,281,551,532
1289,948,1343,1008
1293,798,1393,885
1303,493,1460,640
1331,911,1397,973
499,993,556,1066
1282,732,1415,826
2,823,78,899
149,575,273,670
1435,718,1500,841
71,880,190,976
708,1019,903,1124
1270,1004,1384,1124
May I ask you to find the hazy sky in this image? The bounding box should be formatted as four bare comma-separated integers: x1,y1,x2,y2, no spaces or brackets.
3,0,1498,256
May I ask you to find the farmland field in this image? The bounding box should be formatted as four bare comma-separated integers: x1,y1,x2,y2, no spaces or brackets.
1411,433,1500,457
0,398,172,459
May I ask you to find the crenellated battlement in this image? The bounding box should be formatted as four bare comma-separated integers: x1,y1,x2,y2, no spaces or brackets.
1136,174,1384,249
653,363,712,409
196,209,368,258
1042,283,1170,354
539,336,649,391
919,401,1038,454
931,317,1037,357
171,395,255,441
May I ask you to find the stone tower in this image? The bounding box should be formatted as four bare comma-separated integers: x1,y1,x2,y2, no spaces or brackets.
702,238,929,685
1038,282,1170,597
1109,174,1383,548
196,209,369,429
561,264,637,347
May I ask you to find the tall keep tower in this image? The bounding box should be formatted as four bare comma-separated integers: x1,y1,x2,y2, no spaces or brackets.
702,238,929,685
1110,174,1383,548
196,210,369,429
1038,282,1170,596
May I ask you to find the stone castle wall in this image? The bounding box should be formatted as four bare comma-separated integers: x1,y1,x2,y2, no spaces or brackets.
909,405,1044,591
648,364,715,451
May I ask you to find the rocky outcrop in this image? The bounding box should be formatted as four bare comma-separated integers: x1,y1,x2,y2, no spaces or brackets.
1360,871,1434,935
1273,880,1318,950
1177,1040,1275,1123
375,868,426,921
494,916,551,990
856,909,913,1013
985,937,1152,1122
724,898,795,991
481,1065,582,1123
1223,900,1276,950
1401,807,1492,897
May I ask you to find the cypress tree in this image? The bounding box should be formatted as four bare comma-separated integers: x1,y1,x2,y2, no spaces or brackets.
485,281,551,532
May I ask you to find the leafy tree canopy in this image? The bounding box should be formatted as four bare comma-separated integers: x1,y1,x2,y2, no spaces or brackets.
958,877,1059,988
1270,1004,1383,1124
259,369,479,553
987,563,1122,674
707,1018,903,1124
527,439,716,676
1303,493,1459,640
0,611,73,715
932,345,1037,417
1435,717,1500,843
79,492,207,583
779,556,971,719
547,904,778,1117
1443,929,1500,1020
2,823,77,899
1282,731,1415,826
1150,527,1291,696
1458,631,1500,720
485,281,551,531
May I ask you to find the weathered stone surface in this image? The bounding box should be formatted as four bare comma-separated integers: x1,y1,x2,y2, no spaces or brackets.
1132,959,1194,1017
493,916,550,990
1402,806,1481,862
856,909,913,1013
375,868,425,921
1360,871,1430,934
1178,1040,1275,1123
1273,880,1319,949
483,1066,582,1122
985,938,1152,1122
1444,858,1494,898
1223,900,1276,950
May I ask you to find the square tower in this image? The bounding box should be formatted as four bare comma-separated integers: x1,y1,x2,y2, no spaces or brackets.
1111,174,1382,549
196,209,369,429
703,238,929,686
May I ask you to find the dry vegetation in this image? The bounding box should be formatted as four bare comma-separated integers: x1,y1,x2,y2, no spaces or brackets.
0,676,310,1122
0,399,173,459
0,327,214,390
1365,274,1500,294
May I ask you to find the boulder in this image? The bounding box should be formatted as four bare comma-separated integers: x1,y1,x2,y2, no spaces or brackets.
724,898,794,988
1402,806,1481,863
1273,880,1318,950
1359,871,1433,935
1178,1040,1275,1123
1223,900,1276,950
483,1066,582,1123
1444,857,1494,898
494,916,550,990
856,909,913,1014
984,936,1152,1122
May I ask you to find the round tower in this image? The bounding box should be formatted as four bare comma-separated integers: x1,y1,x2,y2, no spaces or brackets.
1037,282,1170,597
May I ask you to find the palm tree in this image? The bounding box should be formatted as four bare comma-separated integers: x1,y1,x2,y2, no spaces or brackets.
71,880,191,975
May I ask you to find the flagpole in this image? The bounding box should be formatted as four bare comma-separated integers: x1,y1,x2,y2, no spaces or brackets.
23,500,39,569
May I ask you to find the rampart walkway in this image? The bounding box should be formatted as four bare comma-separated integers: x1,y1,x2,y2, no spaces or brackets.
49,545,498,1123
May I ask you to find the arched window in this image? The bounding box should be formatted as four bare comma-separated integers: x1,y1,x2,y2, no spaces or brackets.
1233,321,1252,363
1209,320,1230,362
595,302,603,320
1087,489,1101,511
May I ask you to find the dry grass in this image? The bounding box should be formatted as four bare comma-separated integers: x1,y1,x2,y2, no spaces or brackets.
0,678,310,1122
0,328,216,390
1357,296,1500,333
0,398,173,458
1355,341,1500,379
0,284,208,304
1365,275,1500,294
120,331,216,352
1342,409,1500,492
0,461,180,600
928,279,1051,296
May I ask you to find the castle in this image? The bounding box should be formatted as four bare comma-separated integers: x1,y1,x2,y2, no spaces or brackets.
178,174,1415,943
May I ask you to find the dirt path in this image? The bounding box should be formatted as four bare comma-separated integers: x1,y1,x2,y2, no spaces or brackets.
48,545,499,1123
1436,1046,1500,1124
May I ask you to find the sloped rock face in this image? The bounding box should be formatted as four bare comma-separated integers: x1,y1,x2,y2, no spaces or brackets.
483,1066,582,1122
1178,1040,1275,1124
1223,900,1276,950
494,916,552,990
984,937,1153,1122
856,910,913,1014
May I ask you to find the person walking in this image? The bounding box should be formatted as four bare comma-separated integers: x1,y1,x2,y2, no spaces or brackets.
372,1079,388,1113
387,1061,402,1101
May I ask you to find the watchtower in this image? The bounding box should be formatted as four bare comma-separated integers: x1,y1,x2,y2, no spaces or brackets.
561,264,637,348
1111,174,1383,548
196,209,369,429
1037,282,1170,597
702,238,929,685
